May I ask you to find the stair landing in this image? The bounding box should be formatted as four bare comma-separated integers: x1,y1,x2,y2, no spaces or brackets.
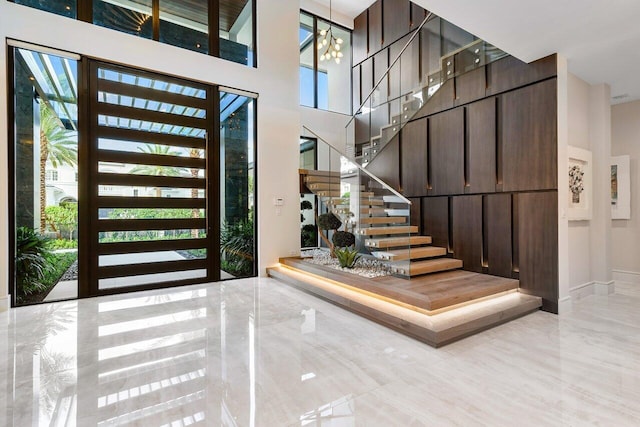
268,258,541,347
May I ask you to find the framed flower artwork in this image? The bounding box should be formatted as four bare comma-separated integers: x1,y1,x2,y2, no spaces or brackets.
567,146,592,220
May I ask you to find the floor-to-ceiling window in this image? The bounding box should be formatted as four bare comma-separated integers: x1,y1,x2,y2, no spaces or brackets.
299,10,352,114
9,43,258,306
9,44,80,305
219,90,256,279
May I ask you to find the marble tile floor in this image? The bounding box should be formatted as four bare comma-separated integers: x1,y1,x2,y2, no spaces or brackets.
0,278,639,426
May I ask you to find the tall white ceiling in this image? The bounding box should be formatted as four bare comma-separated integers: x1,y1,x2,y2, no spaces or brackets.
321,0,640,104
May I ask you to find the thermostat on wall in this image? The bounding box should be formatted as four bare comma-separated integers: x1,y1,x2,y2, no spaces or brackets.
273,196,285,206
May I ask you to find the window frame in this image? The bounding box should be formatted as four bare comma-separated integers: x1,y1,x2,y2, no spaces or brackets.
9,0,257,67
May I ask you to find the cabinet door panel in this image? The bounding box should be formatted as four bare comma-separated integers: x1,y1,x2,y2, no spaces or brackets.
401,118,428,197
452,195,483,273
466,98,496,194
353,11,368,65
383,0,410,47
485,193,512,277
429,108,464,195
500,79,557,192
422,197,449,250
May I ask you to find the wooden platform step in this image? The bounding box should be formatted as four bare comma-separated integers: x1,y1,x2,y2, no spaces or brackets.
267,263,541,347
359,216,407,225
318,191,376,198
357,226,419,236
365,235,432,248
392,258,463,277
372,246,447,261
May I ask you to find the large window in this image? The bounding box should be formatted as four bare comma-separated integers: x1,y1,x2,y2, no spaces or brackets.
300,11,352,115
10,0,256,66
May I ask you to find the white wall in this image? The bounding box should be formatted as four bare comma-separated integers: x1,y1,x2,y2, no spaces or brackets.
0,0,303,307
557,64,613,311
611,100,640,279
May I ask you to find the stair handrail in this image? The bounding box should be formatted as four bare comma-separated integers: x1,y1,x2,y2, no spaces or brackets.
302,125,411,205
345,11,435,128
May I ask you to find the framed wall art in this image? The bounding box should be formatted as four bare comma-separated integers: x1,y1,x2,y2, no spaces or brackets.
567,146,592,220
611,155,631,219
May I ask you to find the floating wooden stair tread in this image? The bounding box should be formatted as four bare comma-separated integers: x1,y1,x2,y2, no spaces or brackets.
365,235,432,248
359,216,407,225
358,226,419,236
316,190,342,197
360,198,385,206
303,175,340,184
299,169,340,177
361,207,388,215
373,246,447,261
307,183,341,191
393,258,463,277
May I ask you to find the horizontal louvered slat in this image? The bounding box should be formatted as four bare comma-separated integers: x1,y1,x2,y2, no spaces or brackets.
97,103,205,129
97,126,205,149
98,78,208,110
98,238,206,255
97,218,205,232
97,196,205,209
98,259,208,279
97,173,205,189
98,149,205,169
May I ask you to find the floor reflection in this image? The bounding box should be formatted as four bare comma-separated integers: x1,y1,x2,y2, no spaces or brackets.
2,278,640,426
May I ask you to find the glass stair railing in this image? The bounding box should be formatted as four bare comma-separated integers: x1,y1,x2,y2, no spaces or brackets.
301,126,462,278
345,13,508,167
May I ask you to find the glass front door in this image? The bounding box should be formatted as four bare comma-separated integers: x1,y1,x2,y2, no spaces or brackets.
10,46,258,306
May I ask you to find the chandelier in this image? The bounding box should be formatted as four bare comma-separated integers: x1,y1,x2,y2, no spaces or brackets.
317,0,344,64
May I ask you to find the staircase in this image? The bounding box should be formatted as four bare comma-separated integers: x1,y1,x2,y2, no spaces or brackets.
355,39,507,167
301,168,463,278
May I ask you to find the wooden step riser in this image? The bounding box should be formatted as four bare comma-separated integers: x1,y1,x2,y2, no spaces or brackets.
299,169,341,177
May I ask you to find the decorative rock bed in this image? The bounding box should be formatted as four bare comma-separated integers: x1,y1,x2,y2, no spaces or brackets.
300,249,392,278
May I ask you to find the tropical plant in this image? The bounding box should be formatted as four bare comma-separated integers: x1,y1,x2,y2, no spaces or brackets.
130,144,187,197
335,246,361,269
45,202,77,240
220,218,254,277
16,227,52,301
316,212,345,257
301,223,317,247
39,104,77,231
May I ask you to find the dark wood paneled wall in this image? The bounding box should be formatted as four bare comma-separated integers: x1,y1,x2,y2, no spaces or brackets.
352,0,559,312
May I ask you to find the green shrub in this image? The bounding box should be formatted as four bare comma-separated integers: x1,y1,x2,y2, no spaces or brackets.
16,227,52,300
301,224,317,247
45,203,77,240
47,239,78,250
42,252,76,287
335,246,361,269
332,231,355,247
317,212,342,231
221,218,255,277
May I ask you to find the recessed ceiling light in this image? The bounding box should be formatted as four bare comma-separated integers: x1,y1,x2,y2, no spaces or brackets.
612,94,628,100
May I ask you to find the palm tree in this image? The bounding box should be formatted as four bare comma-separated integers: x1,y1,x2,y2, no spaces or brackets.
39,104,77,232
130,144,186,197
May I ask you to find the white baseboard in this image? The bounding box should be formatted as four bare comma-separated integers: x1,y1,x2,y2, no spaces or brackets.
613,270,640,284
559,281,616,313
0,295,9,313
